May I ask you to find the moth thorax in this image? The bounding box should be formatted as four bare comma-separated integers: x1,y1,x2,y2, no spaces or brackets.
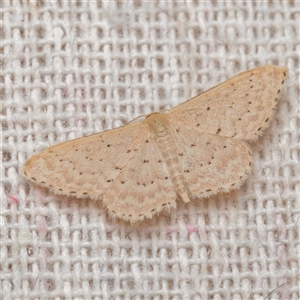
154,124,168,137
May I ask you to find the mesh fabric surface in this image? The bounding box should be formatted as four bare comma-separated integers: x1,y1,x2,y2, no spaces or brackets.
1,1,299,299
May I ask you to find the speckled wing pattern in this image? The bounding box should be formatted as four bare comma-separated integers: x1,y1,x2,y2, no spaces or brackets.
22,65,287,222
172,129,252,198
23,123,148,197
23,122,177,222
167,65,287,200
103,139,177,221
168,65,287,140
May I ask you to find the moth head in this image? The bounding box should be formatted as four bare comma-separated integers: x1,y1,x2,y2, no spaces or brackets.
144,112,169,136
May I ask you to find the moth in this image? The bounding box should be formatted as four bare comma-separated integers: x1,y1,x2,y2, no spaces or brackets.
22,65,287,222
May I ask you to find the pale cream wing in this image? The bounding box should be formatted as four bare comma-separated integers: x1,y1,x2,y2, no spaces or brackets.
172,127,253,198
22,122,150,199
102,137,177,222
168,65,287,141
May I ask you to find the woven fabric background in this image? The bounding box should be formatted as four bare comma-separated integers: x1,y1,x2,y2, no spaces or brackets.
1,1,299,299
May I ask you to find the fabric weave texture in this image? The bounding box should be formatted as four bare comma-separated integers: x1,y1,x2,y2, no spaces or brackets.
1,1,299,299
